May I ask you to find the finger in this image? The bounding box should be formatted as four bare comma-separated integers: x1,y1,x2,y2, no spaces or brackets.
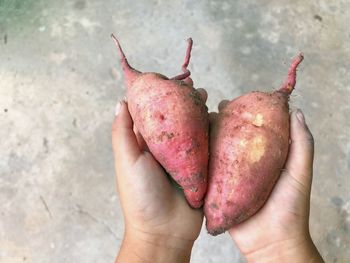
209,112,218,124
283,109,314,191
196,88,208,102
183,77,194,86
133,124,149,152
218,100,229,111
112,101,141,166
209,112,219,142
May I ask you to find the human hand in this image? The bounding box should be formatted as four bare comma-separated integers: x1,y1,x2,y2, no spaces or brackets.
112,89,208,263
224,108,324,262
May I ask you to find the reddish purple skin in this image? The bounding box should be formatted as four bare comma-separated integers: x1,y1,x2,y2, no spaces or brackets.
204,54,304,235
128,73,209,208
112,35,209,208
205,91,290,235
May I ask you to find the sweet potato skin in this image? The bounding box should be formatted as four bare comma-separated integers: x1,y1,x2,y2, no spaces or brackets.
112,36,209,208
127,73,209,208
204,54,303,235
204,91,290,235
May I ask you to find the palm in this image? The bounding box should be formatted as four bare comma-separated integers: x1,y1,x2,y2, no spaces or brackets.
229,169,310,253
113,100,206,263
113,88,208,242
118,151,203,241
226,109,314,255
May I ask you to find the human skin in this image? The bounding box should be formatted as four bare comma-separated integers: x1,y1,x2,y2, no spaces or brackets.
111,88,208,263
112,91,324,262
227,109,324,263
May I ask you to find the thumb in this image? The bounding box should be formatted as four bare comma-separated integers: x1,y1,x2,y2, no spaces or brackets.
283,109,315,195
112,101,141,167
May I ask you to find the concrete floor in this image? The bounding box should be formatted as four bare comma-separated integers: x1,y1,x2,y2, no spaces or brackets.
1,0,349,262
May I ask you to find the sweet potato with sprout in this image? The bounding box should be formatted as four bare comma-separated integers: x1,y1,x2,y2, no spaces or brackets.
204,54,304,235
111,35,209,208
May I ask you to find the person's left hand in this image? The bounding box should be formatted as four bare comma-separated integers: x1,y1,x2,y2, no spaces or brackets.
112,89,207,263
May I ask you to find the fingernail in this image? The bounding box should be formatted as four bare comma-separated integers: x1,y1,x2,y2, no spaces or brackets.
123,96,127,102
296,109,305,123
115,101,122,116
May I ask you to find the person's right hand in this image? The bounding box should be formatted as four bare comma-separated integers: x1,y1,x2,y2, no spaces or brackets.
227,109,324,262
112,88,208,263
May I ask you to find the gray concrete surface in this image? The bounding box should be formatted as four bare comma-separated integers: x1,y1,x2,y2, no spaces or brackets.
1,0,349,262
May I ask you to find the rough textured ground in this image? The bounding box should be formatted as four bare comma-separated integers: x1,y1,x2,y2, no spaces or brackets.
1,0,349,262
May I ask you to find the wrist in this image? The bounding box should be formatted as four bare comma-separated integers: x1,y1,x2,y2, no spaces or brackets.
242,234,324,263
116,227,194,263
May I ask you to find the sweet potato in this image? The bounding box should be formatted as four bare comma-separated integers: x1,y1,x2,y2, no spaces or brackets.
204,54,304,235
111,35,209,208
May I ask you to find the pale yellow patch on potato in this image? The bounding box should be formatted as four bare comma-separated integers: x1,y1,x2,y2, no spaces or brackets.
229,176,237,185
227,188,235,200
242,112,264,127
144,108,152,121
252,113,264,127
141,108,158,139
248,135,266,162
239,139,248,147
141,108,153,129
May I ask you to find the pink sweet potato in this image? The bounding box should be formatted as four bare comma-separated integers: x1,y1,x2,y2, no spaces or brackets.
204,54,304,235
112,35,209,208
